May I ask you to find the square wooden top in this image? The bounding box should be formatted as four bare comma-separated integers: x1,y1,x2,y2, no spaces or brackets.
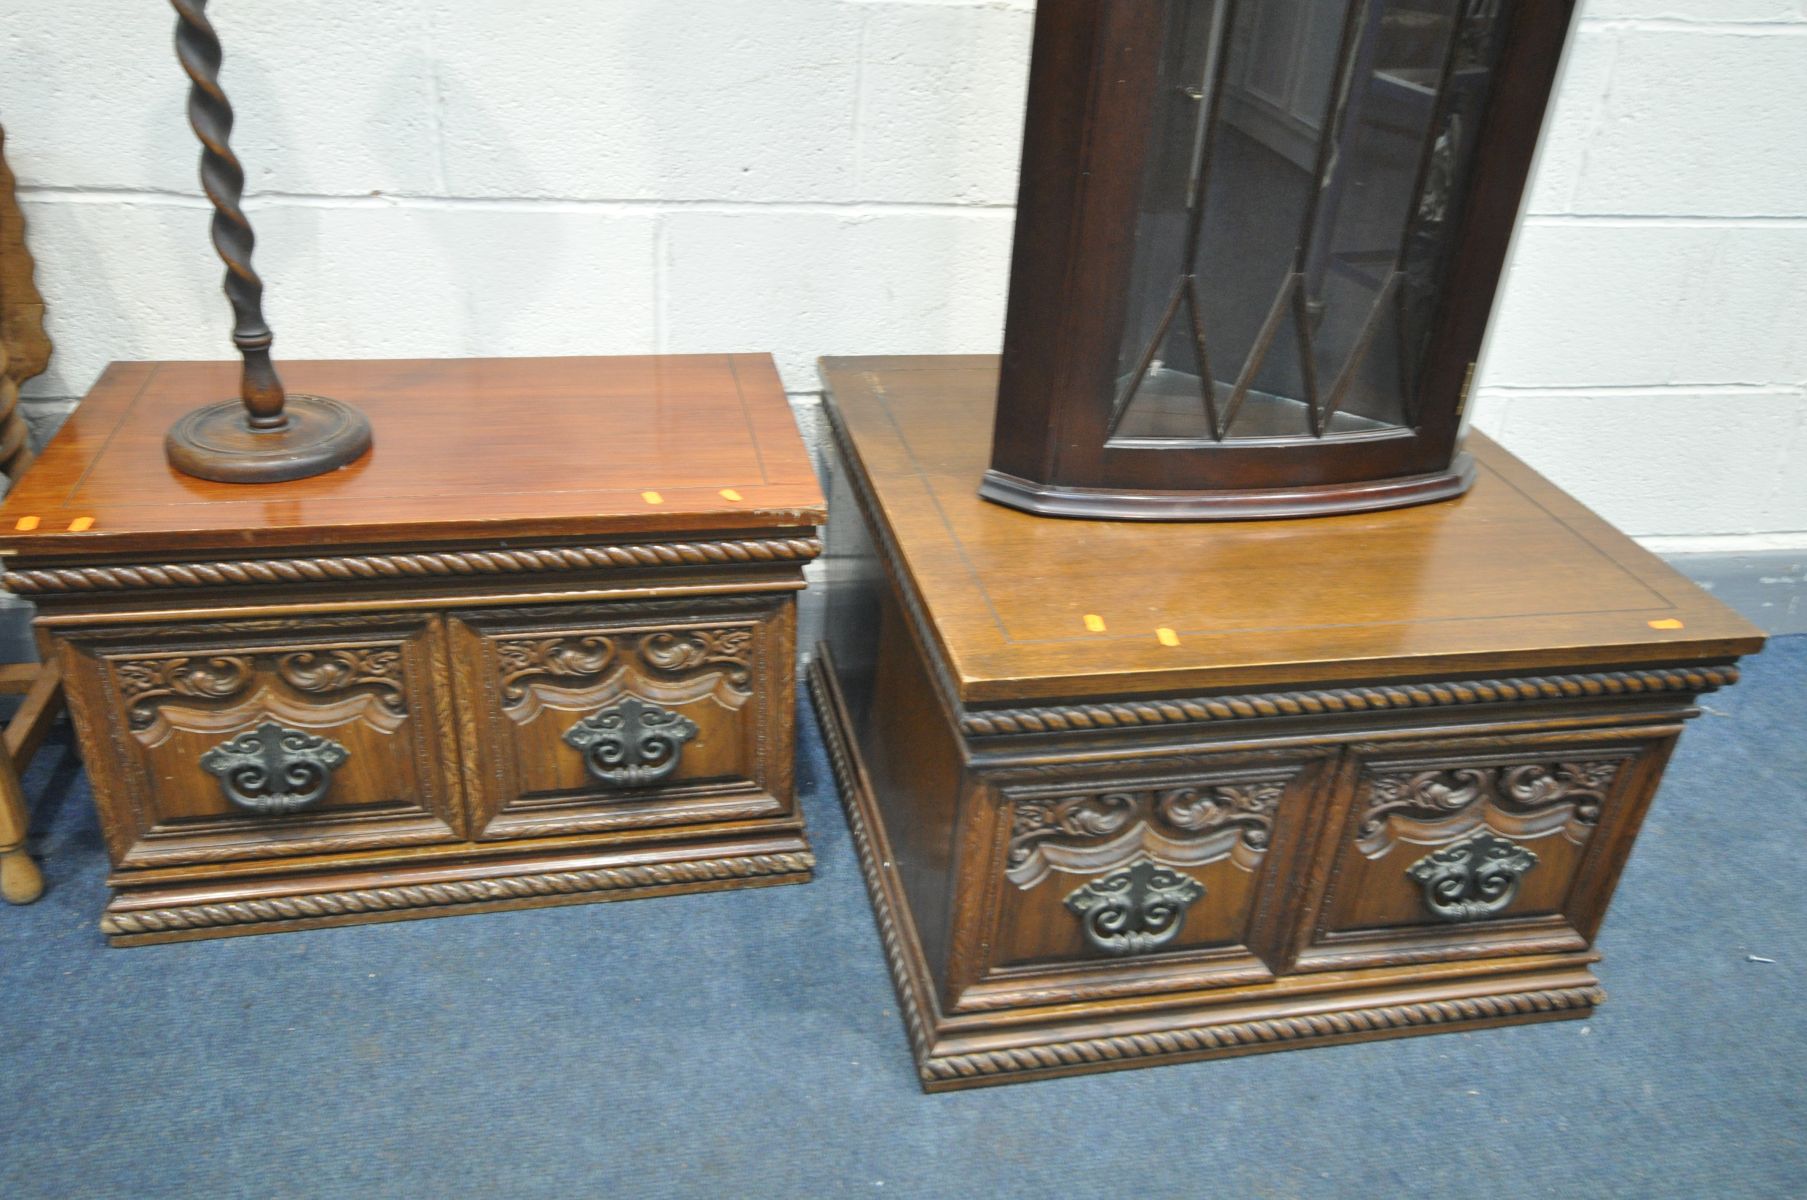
823,356,1765,703
0,355,824,560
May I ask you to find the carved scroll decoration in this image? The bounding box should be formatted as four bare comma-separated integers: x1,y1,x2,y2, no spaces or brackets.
641,628,754,690
1357,759,1622,858
1063,860,1207,957
118,645,412,732
116,643,414,751
119,656,256,730
1007,778,1285,889
277,649,406,714
497,636,616,708
496,626,754,723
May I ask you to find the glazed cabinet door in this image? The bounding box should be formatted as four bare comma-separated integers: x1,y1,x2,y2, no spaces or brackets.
447,596,794,842
59,612,465,870
1287,725,1681,972
948,748,1335,1012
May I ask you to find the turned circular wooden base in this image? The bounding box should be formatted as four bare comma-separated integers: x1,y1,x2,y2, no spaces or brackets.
1,847,44,905
166,395,372,484
978,454,1477,522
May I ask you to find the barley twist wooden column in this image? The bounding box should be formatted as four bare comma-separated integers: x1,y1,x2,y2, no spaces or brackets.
163,0,371,483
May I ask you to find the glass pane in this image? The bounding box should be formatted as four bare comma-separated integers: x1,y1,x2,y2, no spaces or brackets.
1109,0,1511,446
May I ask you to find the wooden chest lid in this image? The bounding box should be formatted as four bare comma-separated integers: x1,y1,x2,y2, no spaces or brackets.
822,355,1765,704
0,354,824,560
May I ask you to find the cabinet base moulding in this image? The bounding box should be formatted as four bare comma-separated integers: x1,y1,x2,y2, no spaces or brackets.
101,835,815,947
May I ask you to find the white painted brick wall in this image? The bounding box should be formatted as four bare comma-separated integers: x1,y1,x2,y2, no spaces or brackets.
1474,2,1807,548
1,0,1802,548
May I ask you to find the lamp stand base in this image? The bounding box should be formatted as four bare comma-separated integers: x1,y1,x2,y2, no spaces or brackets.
166,395,372,484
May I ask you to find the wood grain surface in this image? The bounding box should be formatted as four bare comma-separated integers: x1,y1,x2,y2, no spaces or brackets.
0,354,824,558
822,355,1763,703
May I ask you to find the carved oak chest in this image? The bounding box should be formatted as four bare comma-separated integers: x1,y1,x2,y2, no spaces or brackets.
0,354,824,945
813,356,1765,1091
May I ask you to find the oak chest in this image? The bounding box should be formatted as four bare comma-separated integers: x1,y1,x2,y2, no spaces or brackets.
812,356,1765,1091
0,354,825,945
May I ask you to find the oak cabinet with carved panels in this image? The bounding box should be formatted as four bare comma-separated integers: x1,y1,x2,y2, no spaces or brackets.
1289,729,1677,973
815,357,1765,1090
448,597,794,843
64,613,464,872
0,355,826,944
956,750,1334,1012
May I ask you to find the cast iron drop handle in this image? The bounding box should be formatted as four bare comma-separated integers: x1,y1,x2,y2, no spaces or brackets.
1406,830,1539,922
563,696,698,788
199,720,349,816
1063,860,1206,957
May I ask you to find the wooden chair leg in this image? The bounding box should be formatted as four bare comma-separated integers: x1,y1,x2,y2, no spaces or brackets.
0,662,58,905
0,747,41,904
5,660,63,765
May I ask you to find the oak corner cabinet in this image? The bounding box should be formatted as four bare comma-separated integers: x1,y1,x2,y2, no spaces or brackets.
811,355,1765,1092
0,354,825,945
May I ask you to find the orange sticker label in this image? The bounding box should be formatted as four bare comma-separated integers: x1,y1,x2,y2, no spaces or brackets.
1647,618,1685,630
641,491,664,505
1156,627,1180,647
13,516,39,532
67,517,96,532
719,488,744,502
1083,614,1106,633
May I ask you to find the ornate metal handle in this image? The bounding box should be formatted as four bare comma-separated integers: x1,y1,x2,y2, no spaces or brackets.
199,720,348,816
563,696,698,788
1063,860,1205,957
1407,831,1538,922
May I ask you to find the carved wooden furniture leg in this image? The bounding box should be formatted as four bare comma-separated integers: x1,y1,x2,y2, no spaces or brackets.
0,661,61,904
4,660,64,765
0,739,42,904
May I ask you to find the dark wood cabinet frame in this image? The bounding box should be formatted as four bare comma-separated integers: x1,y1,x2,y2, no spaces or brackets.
984,0,1578,520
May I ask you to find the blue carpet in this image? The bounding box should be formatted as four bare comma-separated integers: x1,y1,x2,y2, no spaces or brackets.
2,639,1803,1199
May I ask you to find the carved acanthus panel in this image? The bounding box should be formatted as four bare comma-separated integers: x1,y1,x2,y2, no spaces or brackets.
116,645,412,745
495,626,755,723
640,629,753,690
1357,759,1622,858
277,649,406,715
119,655,255,730
1006,777,1285,889
498,636,617,708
